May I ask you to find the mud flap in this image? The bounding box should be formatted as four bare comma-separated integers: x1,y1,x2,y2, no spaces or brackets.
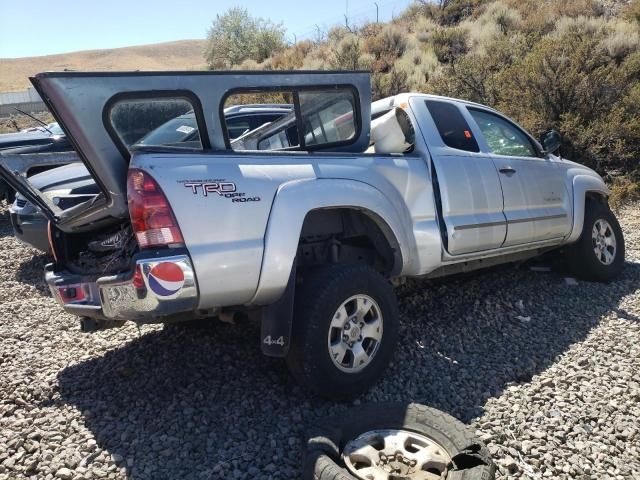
260,266,295,357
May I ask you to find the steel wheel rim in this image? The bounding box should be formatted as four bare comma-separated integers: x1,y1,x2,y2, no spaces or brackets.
343,429,452,480
591,219,617,266
327,294,383,373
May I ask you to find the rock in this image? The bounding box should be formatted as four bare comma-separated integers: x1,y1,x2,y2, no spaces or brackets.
56,468,73,480
498,455,518,474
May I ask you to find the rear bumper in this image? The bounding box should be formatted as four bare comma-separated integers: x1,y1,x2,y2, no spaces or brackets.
45,253,199,321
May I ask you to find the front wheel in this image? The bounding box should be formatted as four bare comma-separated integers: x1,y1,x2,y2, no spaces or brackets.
286,264,399,400
566,200,625,282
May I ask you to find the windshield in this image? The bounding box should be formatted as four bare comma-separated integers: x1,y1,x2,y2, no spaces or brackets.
134,115,199,147
47,123,64,135
47,123,64,136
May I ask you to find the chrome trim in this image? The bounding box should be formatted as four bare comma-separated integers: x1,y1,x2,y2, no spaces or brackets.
45,254,199,321
507,213,567,225
454,213,567,231
454,220,505,231
99,254,198,320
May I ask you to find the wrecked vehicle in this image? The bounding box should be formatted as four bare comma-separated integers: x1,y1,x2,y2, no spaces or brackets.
0,121,72,202
0,71,624,400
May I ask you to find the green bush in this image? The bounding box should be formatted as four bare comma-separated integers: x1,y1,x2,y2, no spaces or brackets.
371,68,410,100
330,34,365,70
204,7,285,69
624,0,640,24
431,27,469,63
609,176,640,211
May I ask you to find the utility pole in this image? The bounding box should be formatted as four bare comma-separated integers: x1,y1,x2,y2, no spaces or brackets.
345,0,349,29
374,2,379,23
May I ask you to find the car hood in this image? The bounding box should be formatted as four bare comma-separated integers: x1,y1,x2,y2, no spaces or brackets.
29,162,94,193
0,130,57,150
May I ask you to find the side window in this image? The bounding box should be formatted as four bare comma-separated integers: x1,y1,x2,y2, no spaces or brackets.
299,91,356,146
223,87,358,152
226,117,252,140
109,97,202,151
223,91,297,151
468,109,537,157
425,100,479,153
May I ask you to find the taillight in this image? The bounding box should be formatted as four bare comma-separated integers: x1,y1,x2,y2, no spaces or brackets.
127,169,184,249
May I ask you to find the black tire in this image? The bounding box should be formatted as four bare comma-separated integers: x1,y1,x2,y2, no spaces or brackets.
566,200,625,282
286,264,399,400
304,403,496,480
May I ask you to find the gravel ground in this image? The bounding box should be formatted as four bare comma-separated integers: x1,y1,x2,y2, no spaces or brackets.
1,202,639,480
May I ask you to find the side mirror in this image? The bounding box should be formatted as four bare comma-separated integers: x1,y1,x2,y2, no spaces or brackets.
539,129,561,154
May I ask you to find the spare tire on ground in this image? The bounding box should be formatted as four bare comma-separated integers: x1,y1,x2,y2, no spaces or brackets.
304,403,495,480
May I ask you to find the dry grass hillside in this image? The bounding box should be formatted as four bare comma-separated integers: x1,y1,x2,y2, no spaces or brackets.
0,39,207,92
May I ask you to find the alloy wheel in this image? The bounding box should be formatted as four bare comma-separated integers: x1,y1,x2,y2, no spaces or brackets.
343,429,452,480
327,294,383,373
592,218,617,265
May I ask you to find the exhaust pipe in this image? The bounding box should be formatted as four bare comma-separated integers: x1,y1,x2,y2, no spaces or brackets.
80,317,126,333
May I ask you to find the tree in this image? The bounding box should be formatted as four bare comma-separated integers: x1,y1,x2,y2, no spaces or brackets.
204,7,286,69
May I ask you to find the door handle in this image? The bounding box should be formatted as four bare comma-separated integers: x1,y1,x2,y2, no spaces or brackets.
499,166,516,174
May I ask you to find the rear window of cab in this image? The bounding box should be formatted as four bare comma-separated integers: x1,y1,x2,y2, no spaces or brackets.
425,100,479,153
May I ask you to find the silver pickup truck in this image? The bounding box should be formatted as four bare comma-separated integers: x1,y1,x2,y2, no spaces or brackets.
0,71,624,400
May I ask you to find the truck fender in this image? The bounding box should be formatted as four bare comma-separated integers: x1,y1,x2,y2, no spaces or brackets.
250,178,412,306
566,174,609,244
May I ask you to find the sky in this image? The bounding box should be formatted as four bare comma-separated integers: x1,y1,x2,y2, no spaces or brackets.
0,0,414,58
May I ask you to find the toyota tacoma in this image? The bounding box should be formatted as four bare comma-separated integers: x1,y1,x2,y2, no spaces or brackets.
0,71,624,400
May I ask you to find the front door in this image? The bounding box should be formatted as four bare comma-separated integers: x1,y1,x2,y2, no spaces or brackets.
413,98,506,255
467,108,572,247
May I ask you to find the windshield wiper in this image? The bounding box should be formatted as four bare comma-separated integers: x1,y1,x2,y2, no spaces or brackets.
13,108,53,135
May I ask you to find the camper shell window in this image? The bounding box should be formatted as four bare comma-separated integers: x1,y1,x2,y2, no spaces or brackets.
222,86,360,152
105,92,208,158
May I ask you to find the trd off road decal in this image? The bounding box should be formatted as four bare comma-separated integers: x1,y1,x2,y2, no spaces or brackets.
178,180,261,203
148,262,185,297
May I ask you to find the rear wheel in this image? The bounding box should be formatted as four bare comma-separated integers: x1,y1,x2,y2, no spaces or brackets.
566,200,624,282
286,264,399,400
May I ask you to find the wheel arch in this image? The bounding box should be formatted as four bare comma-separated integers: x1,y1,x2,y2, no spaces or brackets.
250,178,413,305
297,206,403,275
567,174,610,244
